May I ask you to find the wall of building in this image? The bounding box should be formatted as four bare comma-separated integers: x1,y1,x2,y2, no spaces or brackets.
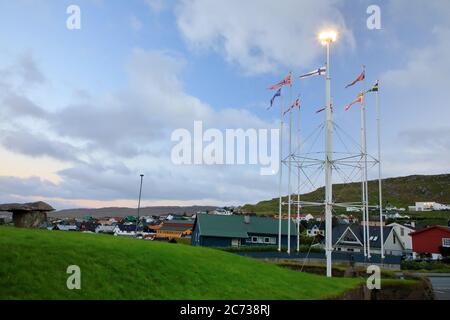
412,228,450,254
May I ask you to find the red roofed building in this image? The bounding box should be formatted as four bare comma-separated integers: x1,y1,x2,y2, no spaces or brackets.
410,225,450,260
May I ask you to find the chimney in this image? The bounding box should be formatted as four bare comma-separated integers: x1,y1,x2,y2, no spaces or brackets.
244,215,250,224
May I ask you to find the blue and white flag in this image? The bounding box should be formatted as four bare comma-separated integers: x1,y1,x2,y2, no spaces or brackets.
299,66,327,79
268,88,282,110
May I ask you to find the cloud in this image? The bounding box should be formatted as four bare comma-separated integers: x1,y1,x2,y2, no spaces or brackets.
129,15,143,31
145,0,166,14
175,0,354,75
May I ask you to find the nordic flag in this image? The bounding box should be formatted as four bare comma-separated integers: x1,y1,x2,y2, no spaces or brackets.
299,66,327,79
267,88,282,110
283,97,300,115
345,69,365,88
344,93,364,111
269,72,292,90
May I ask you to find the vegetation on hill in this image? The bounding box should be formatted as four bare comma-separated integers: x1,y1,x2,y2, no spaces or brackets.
0,227,361,300
243,174,450,215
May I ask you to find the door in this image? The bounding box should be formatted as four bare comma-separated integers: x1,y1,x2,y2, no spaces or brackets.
231,238,240,247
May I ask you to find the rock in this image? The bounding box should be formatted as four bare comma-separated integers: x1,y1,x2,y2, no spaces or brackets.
0,201,55,228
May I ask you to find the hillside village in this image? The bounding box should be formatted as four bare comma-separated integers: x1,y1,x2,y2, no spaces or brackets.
2,179,449,271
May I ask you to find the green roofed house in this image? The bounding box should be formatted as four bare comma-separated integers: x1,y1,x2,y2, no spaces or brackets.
192,214,298,248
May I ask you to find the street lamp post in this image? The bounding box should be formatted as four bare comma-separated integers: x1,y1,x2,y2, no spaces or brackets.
136,174,144,234
319,30,337,278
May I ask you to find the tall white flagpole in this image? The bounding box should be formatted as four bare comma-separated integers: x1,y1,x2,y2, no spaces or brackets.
287,74,293,255
324,41,333,277
362,66,371,259
297,95,301,252
278,93,284,252
360,103,367,258
376,80,385,259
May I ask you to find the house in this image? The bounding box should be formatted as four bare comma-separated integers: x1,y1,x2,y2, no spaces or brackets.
306,224,325,237
332,224,406,256
156,225,192,239
413,202,450,212
113,224,137,237
386,222,415,256
80,222,99,232
191,214,297,248
410,225,450,260
95,225,116,234
55,224,79,231
211,208,233,216
163,219,194,228
336,214,358,224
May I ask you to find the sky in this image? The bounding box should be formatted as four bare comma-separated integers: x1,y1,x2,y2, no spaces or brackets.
0,0,449,209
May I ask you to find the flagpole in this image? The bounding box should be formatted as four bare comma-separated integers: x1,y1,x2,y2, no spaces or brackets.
296,95,301,253
362,66,371,259
360,97,367,258
287,73,293,255
324,40,333,278
376,80,385,260
278,93,284,252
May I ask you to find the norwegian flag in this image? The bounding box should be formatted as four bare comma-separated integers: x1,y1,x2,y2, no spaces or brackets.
269,72,292,90
345,69,365,88
344,94,364,111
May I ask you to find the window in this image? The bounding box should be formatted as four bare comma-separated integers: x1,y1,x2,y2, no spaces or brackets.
443,238,450,247
264,237,270,243
252,236,258,243
393,235,396,244
401,228,404,236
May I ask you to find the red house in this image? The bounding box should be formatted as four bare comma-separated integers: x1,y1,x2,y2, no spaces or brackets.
410,225,450,260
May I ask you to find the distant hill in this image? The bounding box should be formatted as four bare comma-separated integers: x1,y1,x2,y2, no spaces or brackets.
51,205,218,218
243,174,450,215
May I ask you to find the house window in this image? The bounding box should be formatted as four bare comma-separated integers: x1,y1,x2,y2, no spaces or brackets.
443,238,450,247
264,237,270,243
252,236,258,243
393,235,396,244
400,228,404,236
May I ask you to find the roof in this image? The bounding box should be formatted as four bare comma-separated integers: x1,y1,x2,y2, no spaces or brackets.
409,225,450,236
332,224,393,249
0,201,55,212
164,219,194,225
159,225,191,231
195,214,297,239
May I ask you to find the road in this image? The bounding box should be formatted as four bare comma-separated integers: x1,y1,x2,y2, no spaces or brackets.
427,275,450,300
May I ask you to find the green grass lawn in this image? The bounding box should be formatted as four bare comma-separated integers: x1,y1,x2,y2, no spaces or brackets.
0,227,362,300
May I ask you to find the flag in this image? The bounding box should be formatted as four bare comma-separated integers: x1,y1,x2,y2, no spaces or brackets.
269,72,292,90
316,105,333,113
299,66,326,79
344,94,364,111
283,97,300,115
366,81,379,93
267,88,282,110
345,69,365,88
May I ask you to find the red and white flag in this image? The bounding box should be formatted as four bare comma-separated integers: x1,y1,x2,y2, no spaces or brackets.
344,94,364,111
283,97,300,116
345,69,365,88
269,72,292,90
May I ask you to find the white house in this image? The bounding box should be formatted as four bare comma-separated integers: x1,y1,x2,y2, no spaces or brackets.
386,222,415,255
333,224,406,256
212,208,233,216
414,202,450,212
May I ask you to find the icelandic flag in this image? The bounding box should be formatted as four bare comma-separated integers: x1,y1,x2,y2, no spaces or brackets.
344,94,364,111
299,66,327,79
268,88,282,110
269,72,292,90
345,69,365,88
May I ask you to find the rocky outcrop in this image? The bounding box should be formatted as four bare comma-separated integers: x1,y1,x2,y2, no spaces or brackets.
0,201,55,228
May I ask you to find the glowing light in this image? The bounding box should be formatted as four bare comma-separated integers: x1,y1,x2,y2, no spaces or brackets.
319,30,338,45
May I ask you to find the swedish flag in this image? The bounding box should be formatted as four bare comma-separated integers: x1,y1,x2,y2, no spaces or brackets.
366,81,379,93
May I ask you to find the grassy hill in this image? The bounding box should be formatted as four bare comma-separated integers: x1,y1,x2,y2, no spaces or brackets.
243,174,450,215
0,227,361,300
